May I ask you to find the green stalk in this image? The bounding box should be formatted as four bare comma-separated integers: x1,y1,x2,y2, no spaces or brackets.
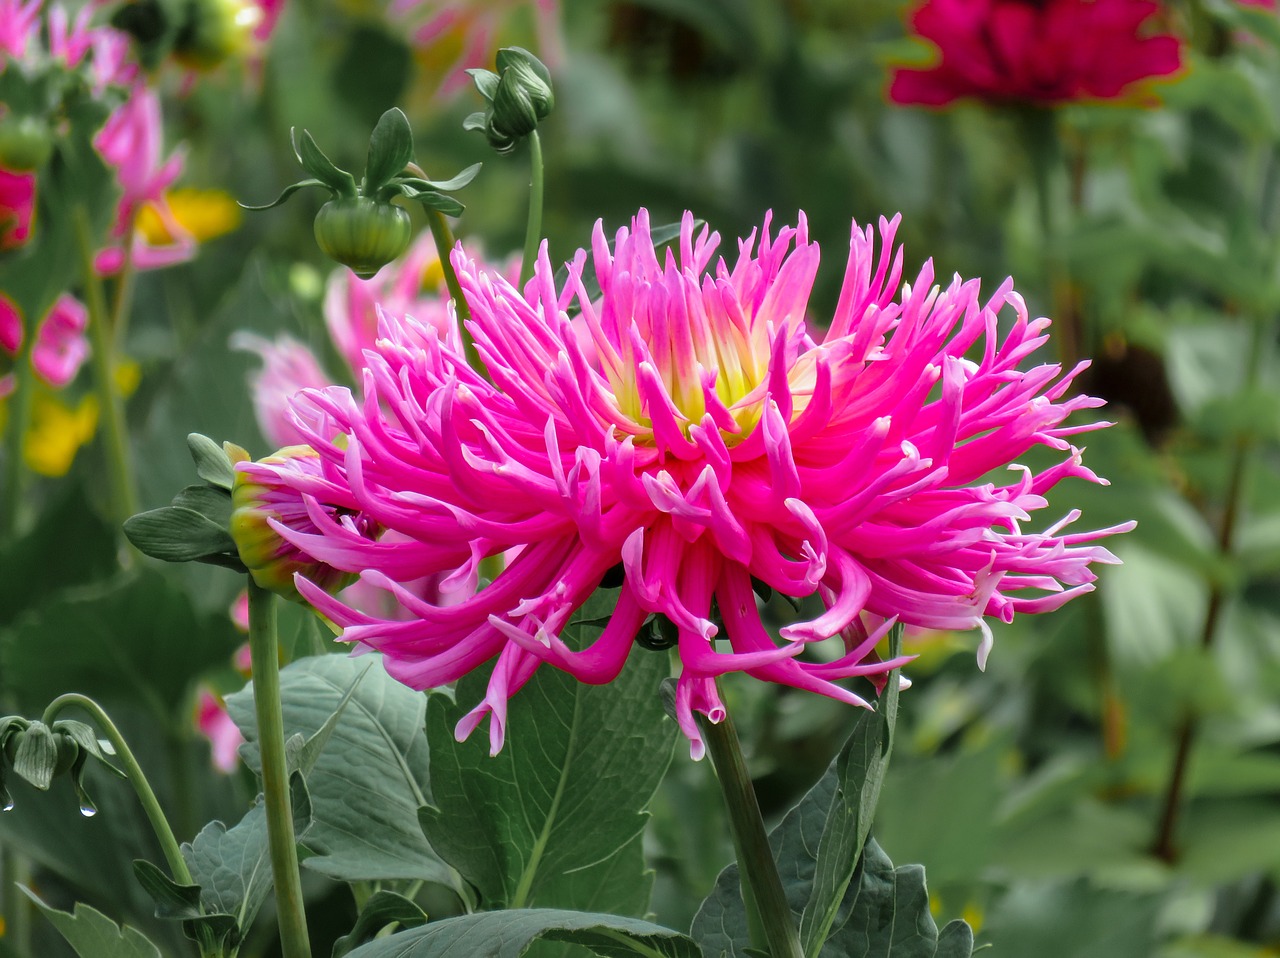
423,205,488,381
41,694,193,885
1,339,35,541
2,845,32,955
72,206,138,526
246,580,313,958
518,130,544,289
698,693,804,958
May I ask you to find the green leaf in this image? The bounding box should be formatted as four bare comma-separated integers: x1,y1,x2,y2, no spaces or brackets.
364,108,415,196
225,654,453,885
182,799,275,937
419,588,676,915
239,177,331,211
171,484,234,529
12,721,59,790
294,129,358,197
395,163,483,194
342,909,702,958
187,434,237,491
131,859,203,920
0,481,116,630
398,187,465,217
468,69,500,101
799,623,903,956
22,889,163,958
332,890,428,957
122,506,238,564
933,921,975,958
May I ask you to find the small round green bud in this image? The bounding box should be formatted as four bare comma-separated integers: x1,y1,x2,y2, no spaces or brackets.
491,58,554,141
313,196,413,280
0,115,54,171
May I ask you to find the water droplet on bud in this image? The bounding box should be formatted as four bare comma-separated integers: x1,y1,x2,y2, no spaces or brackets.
2,799,14,812
79,803,97,818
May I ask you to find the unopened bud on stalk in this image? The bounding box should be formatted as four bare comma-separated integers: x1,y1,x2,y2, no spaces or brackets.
464,47,554,154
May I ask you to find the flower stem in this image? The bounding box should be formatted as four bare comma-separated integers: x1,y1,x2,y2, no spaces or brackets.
422,202,488,381
2,846,33,954
1151,312,1269,862
1,339,35,541
41,694,192,886
72,206,138,527
698,693,804,958
246,580,313,958
519,130,544,289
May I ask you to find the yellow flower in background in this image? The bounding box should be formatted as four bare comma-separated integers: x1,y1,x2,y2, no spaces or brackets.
25,393,99,477
137,188,241,246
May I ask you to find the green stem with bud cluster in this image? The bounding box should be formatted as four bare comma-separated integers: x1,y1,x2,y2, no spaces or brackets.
519,130,544,289
73,206,139,529
698,693,804,958
41,694,191,886
246,580,313,958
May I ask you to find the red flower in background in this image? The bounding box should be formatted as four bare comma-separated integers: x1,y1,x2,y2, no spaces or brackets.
889,0,1183,107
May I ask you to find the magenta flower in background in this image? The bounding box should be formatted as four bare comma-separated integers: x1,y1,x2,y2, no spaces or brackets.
233,332,333,449
0,0,41,60
0,292,91,393
889,0,1183,107
389,0,563,95
94,85,195,274
196,689,245,773
0,167,35,250
252,210,1131,757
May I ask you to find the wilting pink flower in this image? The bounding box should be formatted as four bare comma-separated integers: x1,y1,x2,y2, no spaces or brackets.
390,0,563,94
0,167,35,250
196,689,244,773
93,85,194,274
889,0,1183,107
252,210,1132,757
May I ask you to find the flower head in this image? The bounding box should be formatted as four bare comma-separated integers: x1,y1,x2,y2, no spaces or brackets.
889,0,1183,107
258,210,1131,757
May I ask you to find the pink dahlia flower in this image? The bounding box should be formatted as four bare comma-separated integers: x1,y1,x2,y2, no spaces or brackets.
0,0,41,61
889,0,1183,107
233,332,333,449
252,210,1131,757
93,85,194,274
390,0,563,95
0,292,91,389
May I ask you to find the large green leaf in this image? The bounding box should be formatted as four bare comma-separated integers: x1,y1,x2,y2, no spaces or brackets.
22,890,162,958
419,588,676,915
225,652,453,885
0,481,117,631
341,909,702,958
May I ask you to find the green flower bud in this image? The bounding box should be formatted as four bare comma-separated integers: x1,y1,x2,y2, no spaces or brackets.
313,196,413,280
0,115,54,171
465,47,554,155
230,445,375,601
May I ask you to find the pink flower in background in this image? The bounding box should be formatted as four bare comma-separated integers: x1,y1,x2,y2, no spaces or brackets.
390,0,563,94
93,86,195,274
31,294,90,387
233,332,333,448
196,690,245,773
253,209,1132,757
0,0,41,60
889,0,1183,107
0,167,35,250
0,293,91,389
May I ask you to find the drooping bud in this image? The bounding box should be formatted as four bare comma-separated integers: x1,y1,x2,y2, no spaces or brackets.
230,445,377,601
0,715,120,815
464,47,554,155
